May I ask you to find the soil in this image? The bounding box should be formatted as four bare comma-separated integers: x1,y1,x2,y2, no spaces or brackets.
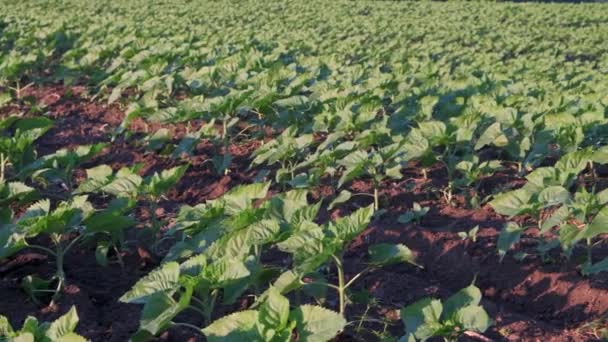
1,85,607,341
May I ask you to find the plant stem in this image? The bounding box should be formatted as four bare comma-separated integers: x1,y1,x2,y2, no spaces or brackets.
113,245,125,270
373,186,379,211
48,235,82,306
50,243,65,306
517,161,522,174
587,237,593,264
590,161,597,189
204,289,219,325
149,199,160,236
344,268,370,289
332,254,346,316
0,153,5,183
187,305,207,317
355,305,372,334
190,296,208,310
171,322,203,334
222,118,229,176
27,244,57,256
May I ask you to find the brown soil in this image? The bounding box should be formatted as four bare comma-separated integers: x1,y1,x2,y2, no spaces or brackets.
1,85,607,341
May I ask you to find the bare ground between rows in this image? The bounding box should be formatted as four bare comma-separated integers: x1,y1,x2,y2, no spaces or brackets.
0,85,607,341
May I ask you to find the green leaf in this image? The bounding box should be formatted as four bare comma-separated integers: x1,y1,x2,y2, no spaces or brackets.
0,182,35,205
0,315,14,336
45,306,79,340
455,305,491,333
277,223,324,255
475,122,504,150
21,275,51,304
442,284,482,320
95,241,110,267
256,270,303,306
85,164,113,180
12,333,35,342
136,291,189,338
489,188,532,217
146,164,189,197
329,205,374,242
220,182,270,215
582,258,608,276
538,186,570,207
540,205,569,234
328,190,351,210
273,95,310,108
577,207,608,240
119,262,180,304
290,305,346,342
592,146,608,165
337,153,368,188
202,310,259,342
368,243,417,266
497,222,524,262
418,120,446,143
400,298,443,340
596,188,608,205
555,149,592,177
259,287,290,331
56,333,87,342
338,164,367,188
0,227,27,260
398,202,429,223
100,173,142,197
205,258,251,287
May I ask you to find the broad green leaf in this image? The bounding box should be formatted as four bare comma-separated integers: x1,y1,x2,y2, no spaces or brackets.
119,262,180,304
202,310,259,342
205,258,251,287
220,182,270,215
256,270,302,306
0,228,27,260
11,333,35,342
273,95,310,108
558,223,581,251
418,120,446,143
489,188,532,217
45,306,79,340
538,186,570,207
95,241,110,267
146,164,189,197
101,174,142,197
577,207,608,240
455,305,491,333
0,315,14,336
328,190,352,210
368,243,417,266
290,305,346,342
540,205,569,234
259,287,290,331
337,151,368,187
597,188,608,205
400,298,443,340
582,258,608,276
329,205,374,242
497,222,524,262
592,146,608,165
136,291,190,338
555,149,592,178
475,122,504,150
442,285,482,320
56,333,87,342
